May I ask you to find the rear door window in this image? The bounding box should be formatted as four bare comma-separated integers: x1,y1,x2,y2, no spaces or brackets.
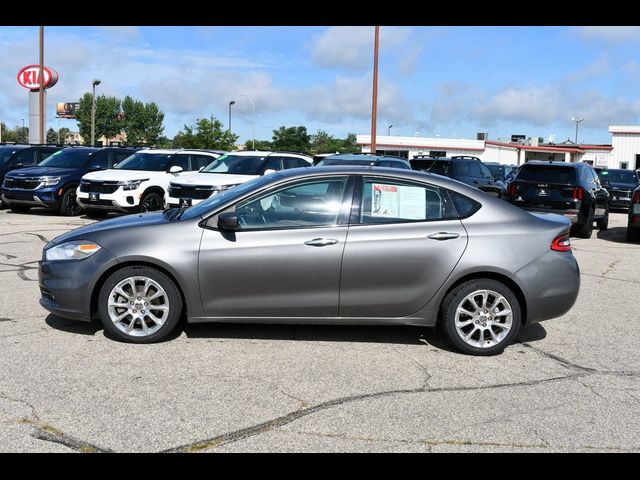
12,149,37,166
170,154,191,171
518,165,577,183
192,154,216,170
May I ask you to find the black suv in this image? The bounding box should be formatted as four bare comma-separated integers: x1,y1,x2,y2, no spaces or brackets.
410,155,504,197
504,161,609,238
2,146,136,216
596,168,639,211
0,144,62,206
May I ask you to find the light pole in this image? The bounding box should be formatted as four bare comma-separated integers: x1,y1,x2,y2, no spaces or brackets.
91,79,101,146
21,118,25,143
228,100,235,135
239,94,255,150
387,125,393,136
571,116,584,144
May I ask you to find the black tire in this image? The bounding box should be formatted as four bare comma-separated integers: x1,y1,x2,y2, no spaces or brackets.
439,279,522,356
84,209,109,219
98,266,183,344
139,191,164,212
9,206,30,214
627,227,640,242
573,208,594,239
59,188,82,216
596,207,609,231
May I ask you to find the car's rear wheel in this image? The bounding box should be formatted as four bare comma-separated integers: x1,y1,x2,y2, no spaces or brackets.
139,192,164,212
440,279,521,356
60,188,82,216
98,266,183,343
573,208,594,239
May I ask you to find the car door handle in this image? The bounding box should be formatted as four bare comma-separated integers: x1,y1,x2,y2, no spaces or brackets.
304,238,339,247
428,232,460,241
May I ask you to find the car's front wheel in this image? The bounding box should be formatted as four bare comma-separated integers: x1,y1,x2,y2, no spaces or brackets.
440,279,521,356
98,266,183,343
139,192,164,212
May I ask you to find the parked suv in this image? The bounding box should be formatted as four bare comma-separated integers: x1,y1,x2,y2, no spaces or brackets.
627,186,640,241
484,162,516,183
410,156,504,197
78,149,222,216
504,161,609,238
596,168,639,211
165,151,312,208
315,153,411,169
0,144,62,207
2,146,133,215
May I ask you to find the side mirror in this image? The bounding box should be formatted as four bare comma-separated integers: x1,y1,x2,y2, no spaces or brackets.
217,211,239,231
169,165,183,174
263,168,276,176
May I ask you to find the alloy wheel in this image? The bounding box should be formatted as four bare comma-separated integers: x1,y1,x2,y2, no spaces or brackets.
454,289,513,349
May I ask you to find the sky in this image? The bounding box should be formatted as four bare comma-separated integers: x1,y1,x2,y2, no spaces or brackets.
1,25,640,145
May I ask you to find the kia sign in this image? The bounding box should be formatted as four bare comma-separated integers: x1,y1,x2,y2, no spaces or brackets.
56,102,80,119
17,65,59,90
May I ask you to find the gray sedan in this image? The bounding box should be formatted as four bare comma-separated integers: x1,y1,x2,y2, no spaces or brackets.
38,167,580,355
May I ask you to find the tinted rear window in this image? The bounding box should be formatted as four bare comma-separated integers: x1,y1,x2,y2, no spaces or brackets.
517,165,577,183
410,159,437,171
428,161,453,176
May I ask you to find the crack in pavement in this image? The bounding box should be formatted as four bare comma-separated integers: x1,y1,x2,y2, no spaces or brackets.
0,392,111,453
388,344,432,389
580,273,640,285
23,233,50,243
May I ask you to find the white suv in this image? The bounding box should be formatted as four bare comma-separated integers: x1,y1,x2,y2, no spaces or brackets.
165,151,312,208
77,149,224,217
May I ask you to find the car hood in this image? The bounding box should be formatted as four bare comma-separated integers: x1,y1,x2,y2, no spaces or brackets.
47,212,171,247
82,169,170,181
6,166,80,178
170,172,258,187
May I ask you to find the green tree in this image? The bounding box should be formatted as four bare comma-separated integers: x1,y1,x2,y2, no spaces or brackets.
46,128,57,144
76,93,124,145
120,96,165,146
172,116,237,150
340,133,360,153
311,130,343,154
271,126,311,153
58,127,70,144
16,126,28,144
244,139,271,150
142,102,164,146
1,123,18,143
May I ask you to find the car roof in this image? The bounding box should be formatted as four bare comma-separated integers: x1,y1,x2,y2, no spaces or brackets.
323,153,408,162
524,161,580,168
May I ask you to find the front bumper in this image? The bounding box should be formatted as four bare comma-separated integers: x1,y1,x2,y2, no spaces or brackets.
2,190,61,209
165,194,207,209
512,250,580,324
77,190,139,213
39,247,120,322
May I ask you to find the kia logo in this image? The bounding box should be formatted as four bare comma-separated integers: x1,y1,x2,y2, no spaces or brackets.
16,65,59,91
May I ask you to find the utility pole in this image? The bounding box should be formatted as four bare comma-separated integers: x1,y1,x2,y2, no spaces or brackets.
370,26,380,154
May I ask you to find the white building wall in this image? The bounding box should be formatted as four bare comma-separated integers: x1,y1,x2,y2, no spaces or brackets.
611,133,640,169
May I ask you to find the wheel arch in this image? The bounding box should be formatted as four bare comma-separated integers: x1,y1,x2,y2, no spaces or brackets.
438,271,528,325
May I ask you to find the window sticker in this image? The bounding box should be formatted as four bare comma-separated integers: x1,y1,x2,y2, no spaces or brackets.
371,183,426,219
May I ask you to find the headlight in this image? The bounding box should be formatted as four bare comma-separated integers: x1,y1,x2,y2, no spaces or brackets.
39,176,61,186
45,241,102,261
117,179,148,191
212,184,240,193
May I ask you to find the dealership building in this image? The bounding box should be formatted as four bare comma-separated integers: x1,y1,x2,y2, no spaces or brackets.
358,125,640,170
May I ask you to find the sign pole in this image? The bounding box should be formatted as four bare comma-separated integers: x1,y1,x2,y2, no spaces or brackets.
370,26,380,154
39,26,45,144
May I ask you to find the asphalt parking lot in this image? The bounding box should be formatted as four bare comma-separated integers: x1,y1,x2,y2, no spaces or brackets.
0,207,639,453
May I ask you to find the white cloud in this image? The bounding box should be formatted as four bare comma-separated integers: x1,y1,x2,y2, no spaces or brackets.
572,26,640,43
311,26,414,71
95,26,141,41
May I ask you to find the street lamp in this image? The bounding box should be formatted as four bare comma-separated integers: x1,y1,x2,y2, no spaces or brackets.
91,79,101,146
571,116,584,144
387,125,393,136
238,94,255,150
228,100,235,135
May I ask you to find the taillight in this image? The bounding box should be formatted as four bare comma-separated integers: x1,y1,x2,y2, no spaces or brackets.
551,233,571,252
632,191,640,204
572,187,583,200
507,184,516,196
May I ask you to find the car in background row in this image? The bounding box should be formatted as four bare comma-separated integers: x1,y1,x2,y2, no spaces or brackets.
165,151,312,208
78,149,223,217
596,168,640,211
504,161,609,238
39,166,580,355
410,155,504,197
2,147,134,215
0,144,62,207
484,162,517,184
628,186,640,242
315,153,411,170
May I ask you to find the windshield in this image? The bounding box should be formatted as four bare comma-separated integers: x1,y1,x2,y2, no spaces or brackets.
115,152,173,171
517,165,577,183
38,149,94,168
0,148,20,167
200,154,266,175
486,164,504,180
600,170,638,184
178,174,273,221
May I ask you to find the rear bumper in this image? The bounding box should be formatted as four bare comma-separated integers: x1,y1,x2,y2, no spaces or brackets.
512,250,580,324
